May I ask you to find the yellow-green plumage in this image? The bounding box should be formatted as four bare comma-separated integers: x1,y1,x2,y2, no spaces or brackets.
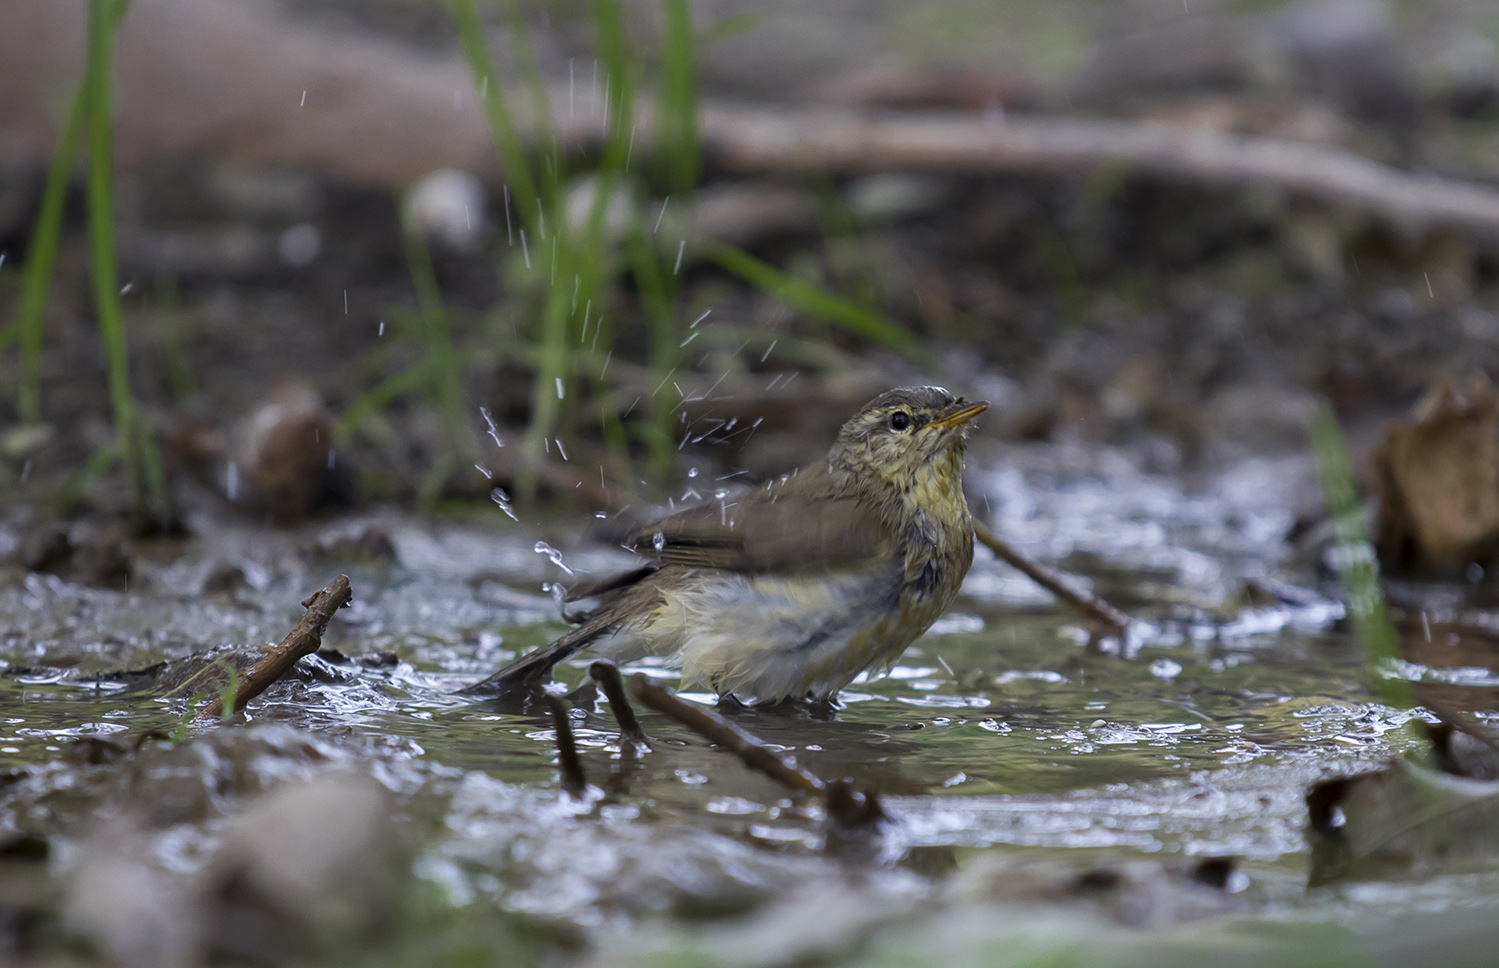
465,386,986,704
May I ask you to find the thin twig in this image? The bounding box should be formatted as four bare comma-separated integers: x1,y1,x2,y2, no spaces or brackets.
973,522,1131,636
545,693,589,797
197,575,353,721
628,676,887,829
628,675,823,793
589,660,650,755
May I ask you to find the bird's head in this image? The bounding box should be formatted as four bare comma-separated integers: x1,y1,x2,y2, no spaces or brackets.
830,386,988,497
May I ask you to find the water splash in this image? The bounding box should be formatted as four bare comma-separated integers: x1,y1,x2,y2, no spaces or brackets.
534,541,575,575
652,532,665,552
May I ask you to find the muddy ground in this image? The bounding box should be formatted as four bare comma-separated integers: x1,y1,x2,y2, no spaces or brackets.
4,0,1499,965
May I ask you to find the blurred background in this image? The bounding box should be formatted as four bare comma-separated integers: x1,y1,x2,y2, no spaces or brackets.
3,0,1497,529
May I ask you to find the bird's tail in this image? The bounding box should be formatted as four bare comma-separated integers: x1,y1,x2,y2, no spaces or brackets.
458,615,613,698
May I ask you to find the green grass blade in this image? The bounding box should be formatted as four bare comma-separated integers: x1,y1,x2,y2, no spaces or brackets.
13,0,133,425
705,241,922,353
492,0,559,202
654,0,699,193
1308,401,1411,711
451,0,540,227
84,0,139,500
336,365,431,442
14,89,86,424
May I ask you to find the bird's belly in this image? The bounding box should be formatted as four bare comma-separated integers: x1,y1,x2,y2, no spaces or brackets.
605,566,942,703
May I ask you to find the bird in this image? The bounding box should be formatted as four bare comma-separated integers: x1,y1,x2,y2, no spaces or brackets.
464,385,988,705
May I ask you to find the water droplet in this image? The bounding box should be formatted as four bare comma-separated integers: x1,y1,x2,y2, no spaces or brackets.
474,463,492,480
687,467,699,478
555,378,566,400
490,487,518,521
652,531,665,552
713,488,730,500
479,406,504,449
594,511,607,519
533,541,575,575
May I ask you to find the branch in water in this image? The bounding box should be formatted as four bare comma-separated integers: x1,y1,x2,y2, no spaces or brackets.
196,574,353,722
972,522,1131,637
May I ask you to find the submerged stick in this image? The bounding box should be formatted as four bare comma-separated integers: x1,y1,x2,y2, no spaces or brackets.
196,574,353,721
973,522,1131,636
629,675,823,794
589,660,650,755
545,693,589,797
628,676,886,829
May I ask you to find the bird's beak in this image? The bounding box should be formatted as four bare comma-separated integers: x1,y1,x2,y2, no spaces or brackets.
926,400,989,431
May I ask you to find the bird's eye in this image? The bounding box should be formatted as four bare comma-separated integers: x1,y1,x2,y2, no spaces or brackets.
889,411,911,431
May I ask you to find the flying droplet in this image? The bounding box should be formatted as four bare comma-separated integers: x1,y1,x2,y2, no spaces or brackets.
479,406,504,449
534,540,575,575
652,531,665,552
687,467,699,478
490,487,518,521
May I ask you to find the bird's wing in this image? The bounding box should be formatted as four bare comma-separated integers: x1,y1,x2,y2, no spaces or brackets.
628,477,892,574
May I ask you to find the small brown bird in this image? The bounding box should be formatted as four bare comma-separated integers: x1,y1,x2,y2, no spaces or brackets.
466,386,987,705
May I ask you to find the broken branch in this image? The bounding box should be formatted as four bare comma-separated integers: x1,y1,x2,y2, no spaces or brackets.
196,574,353,721
973,522,1132,636
628,675,823,794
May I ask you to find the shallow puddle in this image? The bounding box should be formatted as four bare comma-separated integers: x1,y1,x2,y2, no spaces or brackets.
4,443,1498,965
